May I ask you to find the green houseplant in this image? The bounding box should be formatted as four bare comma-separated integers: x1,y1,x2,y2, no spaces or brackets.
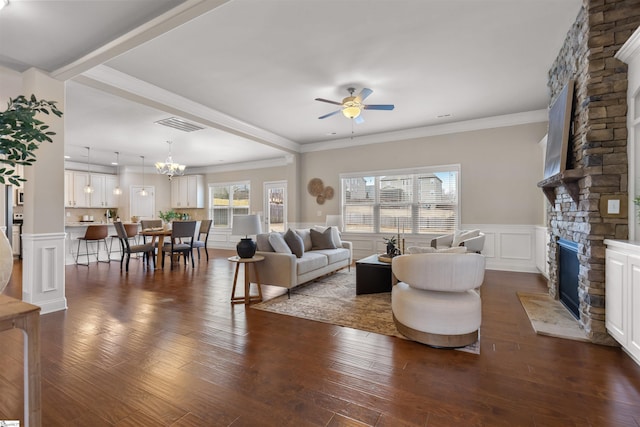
0,94,63,185
0,94,62,292
158,210,182,223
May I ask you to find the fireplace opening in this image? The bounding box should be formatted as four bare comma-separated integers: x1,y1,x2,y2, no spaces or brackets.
558,239,579,319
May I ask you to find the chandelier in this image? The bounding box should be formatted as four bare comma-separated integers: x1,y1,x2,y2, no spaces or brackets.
155,141,185,180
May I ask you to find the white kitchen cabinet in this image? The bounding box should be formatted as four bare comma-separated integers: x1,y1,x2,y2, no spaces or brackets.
89,173,119,208
604,240,640,366
65,171,119,208
70,172,91,208
171,175,204,208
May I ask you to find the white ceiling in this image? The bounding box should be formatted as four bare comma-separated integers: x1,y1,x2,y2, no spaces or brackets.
0,0,582,169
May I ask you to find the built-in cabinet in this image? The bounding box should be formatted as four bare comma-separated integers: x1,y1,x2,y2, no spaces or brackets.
604,240,640,366
171,175,204,209
65,170,119,208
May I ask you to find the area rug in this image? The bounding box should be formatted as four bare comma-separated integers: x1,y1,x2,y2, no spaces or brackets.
517,292,589,342
252,270,480,354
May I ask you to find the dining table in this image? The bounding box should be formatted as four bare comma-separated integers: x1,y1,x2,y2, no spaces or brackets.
139,227,172,270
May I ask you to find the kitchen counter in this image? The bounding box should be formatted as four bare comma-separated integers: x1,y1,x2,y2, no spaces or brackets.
64,222,140,264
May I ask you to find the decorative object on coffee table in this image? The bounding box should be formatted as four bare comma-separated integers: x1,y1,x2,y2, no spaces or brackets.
232,214,262,258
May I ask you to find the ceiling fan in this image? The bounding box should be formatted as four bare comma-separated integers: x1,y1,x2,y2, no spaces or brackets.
315,87,394,124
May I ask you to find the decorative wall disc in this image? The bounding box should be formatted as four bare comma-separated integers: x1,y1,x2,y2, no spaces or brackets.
316,194,326,205
324,186,334,200
308,178,324,196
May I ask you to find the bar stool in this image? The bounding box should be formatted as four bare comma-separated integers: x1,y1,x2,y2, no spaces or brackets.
76,224,110,266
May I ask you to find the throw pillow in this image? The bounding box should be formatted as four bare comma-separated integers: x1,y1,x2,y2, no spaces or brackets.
312,225,342,248
256,233,274,252
310,227,337,250
295,228,313,252
284,228,304,258
268,232,292,254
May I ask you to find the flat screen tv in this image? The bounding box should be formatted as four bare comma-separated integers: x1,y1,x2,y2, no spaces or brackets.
543,79,575,179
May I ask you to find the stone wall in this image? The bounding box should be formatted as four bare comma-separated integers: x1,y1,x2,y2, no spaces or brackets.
546,0,640,345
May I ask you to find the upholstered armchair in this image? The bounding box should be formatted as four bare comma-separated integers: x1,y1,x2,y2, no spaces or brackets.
430,229,485,253
391,253,486,348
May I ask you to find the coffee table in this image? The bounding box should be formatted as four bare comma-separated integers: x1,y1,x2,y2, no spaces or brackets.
356,254,393,295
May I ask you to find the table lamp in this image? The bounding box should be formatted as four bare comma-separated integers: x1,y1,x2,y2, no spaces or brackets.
232,214,262,258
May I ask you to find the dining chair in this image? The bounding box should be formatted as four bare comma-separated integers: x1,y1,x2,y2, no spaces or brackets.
114,221,155,272
76,224,110,266
162,220,197,268
192,219,212,261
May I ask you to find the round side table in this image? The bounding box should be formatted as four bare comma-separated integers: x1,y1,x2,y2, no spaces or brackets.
228,255,265,304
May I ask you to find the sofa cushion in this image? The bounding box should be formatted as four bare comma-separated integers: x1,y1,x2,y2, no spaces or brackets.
297,252,329,275
256,233,274,252
312,247,350,264
268,232,292,254
284,228,304,258
310,227,337,250
295,228,313,252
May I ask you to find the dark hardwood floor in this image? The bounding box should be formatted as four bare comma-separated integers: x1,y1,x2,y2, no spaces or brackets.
1,250,640,426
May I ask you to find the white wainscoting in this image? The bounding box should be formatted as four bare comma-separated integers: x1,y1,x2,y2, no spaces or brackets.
211,223,544,274
535,226,550,278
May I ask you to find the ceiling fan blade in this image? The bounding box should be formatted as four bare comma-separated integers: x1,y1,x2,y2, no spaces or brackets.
315,98,343,106
364,104,395,111
354,115,364,124
355,88,373,103
318,109,342,119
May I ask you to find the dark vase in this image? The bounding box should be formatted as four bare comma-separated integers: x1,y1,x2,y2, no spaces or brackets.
237,238,257,258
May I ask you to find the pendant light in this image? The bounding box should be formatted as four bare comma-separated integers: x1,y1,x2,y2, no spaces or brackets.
112,151,122,196
140,155,148,197
84,146,94,194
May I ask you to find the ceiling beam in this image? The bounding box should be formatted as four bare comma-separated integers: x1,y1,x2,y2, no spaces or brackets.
51,0,230,81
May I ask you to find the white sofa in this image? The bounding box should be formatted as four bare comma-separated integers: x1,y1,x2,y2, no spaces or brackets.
248,227,352,295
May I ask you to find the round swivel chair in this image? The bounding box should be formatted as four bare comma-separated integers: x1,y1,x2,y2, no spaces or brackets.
391,253,486,348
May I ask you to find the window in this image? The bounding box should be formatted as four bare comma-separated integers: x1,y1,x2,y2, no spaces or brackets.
341,166,459,235
209,182,250,229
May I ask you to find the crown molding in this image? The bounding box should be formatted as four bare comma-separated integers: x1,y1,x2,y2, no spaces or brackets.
616,26,640,63
300,109,549,153
78,65,300,154
188,155,293,174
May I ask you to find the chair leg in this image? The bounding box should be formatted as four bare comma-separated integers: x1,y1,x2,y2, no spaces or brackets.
204,247,209,261
125,253,131,272
197,248,201,260
98,238,110,263
190,250,194,268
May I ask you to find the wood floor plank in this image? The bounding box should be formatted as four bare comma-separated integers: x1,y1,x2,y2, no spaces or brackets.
1,253,640,426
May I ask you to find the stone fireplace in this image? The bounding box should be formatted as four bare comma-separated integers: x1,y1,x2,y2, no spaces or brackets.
542,0,640,345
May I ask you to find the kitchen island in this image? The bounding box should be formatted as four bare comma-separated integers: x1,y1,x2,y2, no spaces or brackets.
65,222,140,265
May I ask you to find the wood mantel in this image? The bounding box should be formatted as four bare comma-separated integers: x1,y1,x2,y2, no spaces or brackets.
537,168,584,204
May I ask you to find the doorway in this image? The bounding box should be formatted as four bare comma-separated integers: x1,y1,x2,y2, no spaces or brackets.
130,185,155,220
264,181,287,233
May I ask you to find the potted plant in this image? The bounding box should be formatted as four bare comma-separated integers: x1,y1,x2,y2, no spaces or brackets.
0,94,63,185
383,236,399,257
0,94,62,293
158,210,182,224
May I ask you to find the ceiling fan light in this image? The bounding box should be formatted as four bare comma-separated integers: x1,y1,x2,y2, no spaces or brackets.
342,106,361,119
